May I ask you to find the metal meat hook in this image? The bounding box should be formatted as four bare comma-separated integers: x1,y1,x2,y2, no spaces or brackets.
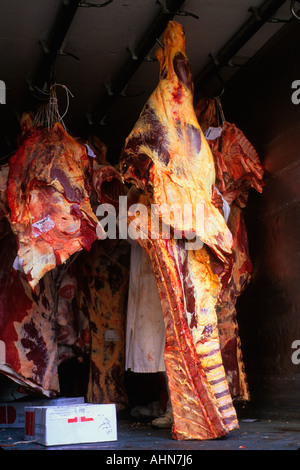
290,0,300,20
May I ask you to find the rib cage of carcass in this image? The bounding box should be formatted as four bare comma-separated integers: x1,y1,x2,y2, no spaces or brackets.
120,21,239,440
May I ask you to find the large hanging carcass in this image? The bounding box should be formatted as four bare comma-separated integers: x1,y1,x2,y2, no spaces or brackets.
120,20,238,440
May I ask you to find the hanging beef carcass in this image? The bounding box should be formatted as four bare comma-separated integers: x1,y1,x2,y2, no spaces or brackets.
120,21,238,440
196,98,264,400
6,122,105,290
0,123,126,398
1,123,129,403
0,157,73,396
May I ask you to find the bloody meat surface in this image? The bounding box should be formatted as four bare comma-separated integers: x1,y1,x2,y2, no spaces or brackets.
0,124,126,398
6,122,104,289
196,97,264,401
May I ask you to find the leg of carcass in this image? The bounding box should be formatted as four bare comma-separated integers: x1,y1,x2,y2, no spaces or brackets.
141,236,238,440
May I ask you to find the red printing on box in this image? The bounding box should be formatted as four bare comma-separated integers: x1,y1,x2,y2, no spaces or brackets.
68,417,78,423
25,411,35,436
67,416,94,423
80,416,94,422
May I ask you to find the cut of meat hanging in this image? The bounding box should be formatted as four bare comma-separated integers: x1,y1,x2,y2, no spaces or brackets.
0,154,67,397
0,123,124,398
6,122,105,289
196,98,264,207
0,233,62,396
196,97,264,401
213,120,264,207
73,238,130,411
216,204,252,401
72,157,130,411
120,21,238,440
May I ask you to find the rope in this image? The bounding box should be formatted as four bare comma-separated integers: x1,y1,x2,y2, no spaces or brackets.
33,84,74,130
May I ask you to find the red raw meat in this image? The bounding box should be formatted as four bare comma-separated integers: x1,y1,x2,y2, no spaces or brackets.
73,238,130,411
195,98,264,207
6,122,104,289
71,162,129,410
0,125,126,398
0,233,62,396
196,97,264,400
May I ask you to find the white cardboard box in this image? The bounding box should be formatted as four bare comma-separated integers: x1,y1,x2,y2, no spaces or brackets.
0,397,85,428
25,403,117,446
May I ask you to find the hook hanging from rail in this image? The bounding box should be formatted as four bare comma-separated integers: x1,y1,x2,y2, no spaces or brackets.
155,38,165,50
290,0,300,20
214,95,225,125
213,71,226,125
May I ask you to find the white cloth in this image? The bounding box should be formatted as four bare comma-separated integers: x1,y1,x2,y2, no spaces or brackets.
125,242,166,373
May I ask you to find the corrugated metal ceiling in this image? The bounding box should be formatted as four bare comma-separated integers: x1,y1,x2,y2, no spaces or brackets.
0,0,298,161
